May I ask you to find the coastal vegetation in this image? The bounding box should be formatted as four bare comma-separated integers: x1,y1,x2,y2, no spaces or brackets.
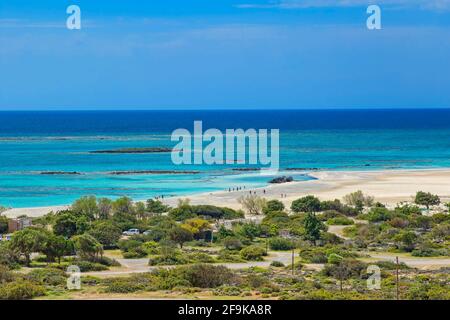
0,190,448,300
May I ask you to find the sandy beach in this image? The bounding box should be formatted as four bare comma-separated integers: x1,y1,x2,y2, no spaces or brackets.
4,168,450,218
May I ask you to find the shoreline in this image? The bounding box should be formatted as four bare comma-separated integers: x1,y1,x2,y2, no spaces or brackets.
4,167,450,218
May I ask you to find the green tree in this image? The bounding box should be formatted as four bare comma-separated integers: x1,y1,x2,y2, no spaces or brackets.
134,202,147,220
112,197,137,230
168,198,195,221
146,199,170,214
291,196,321,213
10,227,48,266
72,234,103,261
72,196,99,220
0,215,8,234
343,191,374,211
415,191,440,210
237,223,261,241
0,242,19,269
53,210,88,238
42,234,73,264
237,195,267,215
97,198,113,220
87,221,122,248
263,200,285,214
169,227,193,249
303,212,325,243
394,231,418,252
112,197,135,216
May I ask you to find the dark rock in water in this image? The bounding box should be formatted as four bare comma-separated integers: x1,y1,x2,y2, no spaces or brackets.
90,147,172,154
268,176,294,184
109,170,200,175
232,168,261,172
285,167,319,171
40,171,81,175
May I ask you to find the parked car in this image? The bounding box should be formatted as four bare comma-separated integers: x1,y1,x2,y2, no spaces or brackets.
0,234,12,241
122,228,140,236
143,230,152,236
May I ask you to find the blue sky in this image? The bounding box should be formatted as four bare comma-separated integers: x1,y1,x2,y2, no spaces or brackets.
1,0,450,109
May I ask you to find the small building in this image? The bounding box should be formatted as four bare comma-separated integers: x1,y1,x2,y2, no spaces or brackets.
8,217,32,233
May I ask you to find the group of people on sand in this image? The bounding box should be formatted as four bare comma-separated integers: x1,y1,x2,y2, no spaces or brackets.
226,187,288,199
228,186,246,192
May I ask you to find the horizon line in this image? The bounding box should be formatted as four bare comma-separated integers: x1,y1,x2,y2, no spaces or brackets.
1,107,450,112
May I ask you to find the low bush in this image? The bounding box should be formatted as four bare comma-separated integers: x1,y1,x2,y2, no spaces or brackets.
103,274,156,293
327,217,354,226
178,264,235,288
240,245,266,261
123,250,147,259
269,237,295,251
213,285,242,296
217,250,245,263
270,261,285,267
0,280,45,300
148,254,189,266
26,268,67,287
187,252,215,264
223,237,243,251
75,261,109,272
0,265,14,284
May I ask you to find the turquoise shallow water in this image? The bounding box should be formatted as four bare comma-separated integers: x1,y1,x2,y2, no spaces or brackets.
2,109,450,208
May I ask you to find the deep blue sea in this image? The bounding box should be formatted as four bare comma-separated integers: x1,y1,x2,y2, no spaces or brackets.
2,109,450,208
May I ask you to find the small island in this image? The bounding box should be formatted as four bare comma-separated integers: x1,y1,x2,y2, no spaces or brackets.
268,176,294,184
40,171,81,175
109,170,200,175
90,147,172,154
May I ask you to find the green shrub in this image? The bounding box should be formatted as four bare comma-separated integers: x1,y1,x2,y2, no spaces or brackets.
246,273,268,288
217,250,245,263
213,285,242,296
75,261,108,272
263,200,285,214
365,207,392,222
0,265,14,284
223,237,243,250
95,256,121,267
268,237,295,251
327,253,344,264
327,217,354,226
179,264,235,288
270,261,285,268
148,254,189,266
123,251,147,259
26,268,67,287
412,247,449,257
240,245,266,261
103,273,158,293
298,248,327,263
0,243,19,269
142,241,160,255
188,252,215,263
0,280,45,300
